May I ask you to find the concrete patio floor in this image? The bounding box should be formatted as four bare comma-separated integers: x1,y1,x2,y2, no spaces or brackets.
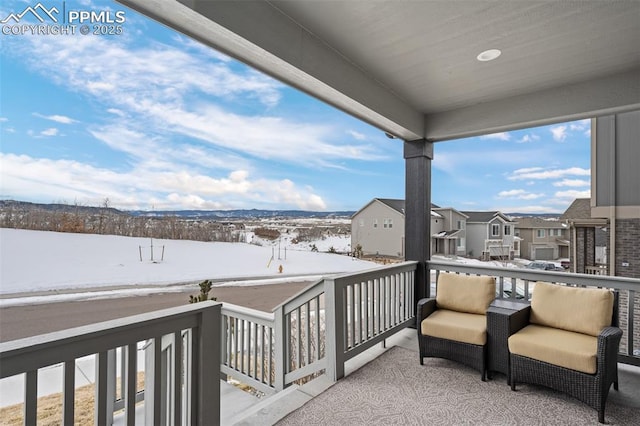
231,328,640,425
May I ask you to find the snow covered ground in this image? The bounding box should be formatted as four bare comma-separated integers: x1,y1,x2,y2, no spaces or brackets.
0,228,377,305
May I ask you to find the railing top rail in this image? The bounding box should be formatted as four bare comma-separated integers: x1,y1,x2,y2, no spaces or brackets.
221,302,275,325
333,261,419,286
0,302,220,377
427,260,640,290
274,278,324,313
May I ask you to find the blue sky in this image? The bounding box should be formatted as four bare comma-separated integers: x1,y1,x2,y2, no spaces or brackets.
0,1,591,214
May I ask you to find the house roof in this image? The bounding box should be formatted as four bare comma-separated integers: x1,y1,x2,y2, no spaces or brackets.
122,0,640,142
432,207,469,219
432,230,461,239
377,198,406,215
353,198,442,218
461,211,515,224
561,198,592,220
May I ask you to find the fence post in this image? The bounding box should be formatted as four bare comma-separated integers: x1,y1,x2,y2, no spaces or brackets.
324,277,345,381
274,304,286,391
197,302,221,425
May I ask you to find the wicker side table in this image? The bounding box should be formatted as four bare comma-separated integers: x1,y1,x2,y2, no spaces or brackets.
487,299,530,383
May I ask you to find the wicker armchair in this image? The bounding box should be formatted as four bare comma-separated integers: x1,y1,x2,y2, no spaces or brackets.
508,282,621,424
417,272,496,381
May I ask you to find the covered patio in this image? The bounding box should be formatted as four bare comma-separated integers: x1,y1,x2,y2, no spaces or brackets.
1,1,638,424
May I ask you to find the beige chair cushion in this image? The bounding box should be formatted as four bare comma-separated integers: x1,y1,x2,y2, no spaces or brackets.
530,281,614,337
508,324,598,374
436,272,496,314
421,309,487,345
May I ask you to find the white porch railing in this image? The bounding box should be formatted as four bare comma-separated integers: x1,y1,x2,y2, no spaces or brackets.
0,302,221,426
2,260,639,425
220,261,419,394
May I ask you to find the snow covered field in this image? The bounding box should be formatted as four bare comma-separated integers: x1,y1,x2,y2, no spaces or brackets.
0,228,377,305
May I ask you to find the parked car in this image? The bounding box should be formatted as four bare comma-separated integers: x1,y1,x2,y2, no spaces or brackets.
526,261,565,272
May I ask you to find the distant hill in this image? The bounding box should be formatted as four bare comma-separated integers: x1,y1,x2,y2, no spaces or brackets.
0,199,125,216
0,200,355,220
129,209,355,219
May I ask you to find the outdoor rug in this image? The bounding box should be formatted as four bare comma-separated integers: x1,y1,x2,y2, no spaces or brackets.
277,346,638,425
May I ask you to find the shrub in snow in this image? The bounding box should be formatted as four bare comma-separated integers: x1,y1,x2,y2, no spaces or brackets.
189,279,217,303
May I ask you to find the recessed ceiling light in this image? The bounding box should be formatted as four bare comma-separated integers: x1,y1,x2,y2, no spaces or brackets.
477,49,502,62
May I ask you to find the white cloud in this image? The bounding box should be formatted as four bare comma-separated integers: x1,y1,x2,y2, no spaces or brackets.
0,117,7,122
516,134,540,143
347,130,366,141
40,128,59,137
106,108,125,117
555,189,591,199
497,189,544,200
508,167,590,180
5,30,384,167
550,125,567,142
0,153,326,210
480,132,510,141
33,113,78,124
553,179,590,187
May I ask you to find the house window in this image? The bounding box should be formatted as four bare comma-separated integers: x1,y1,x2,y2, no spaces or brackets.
383,218,393,229
457,220,465,230
373,219,378,228
504,225,511,235
536,229,546,238
457,237,465,248
491,224,500,236
552,229,562,236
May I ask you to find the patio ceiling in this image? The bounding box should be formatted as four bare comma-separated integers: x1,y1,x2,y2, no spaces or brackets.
118,0,640,141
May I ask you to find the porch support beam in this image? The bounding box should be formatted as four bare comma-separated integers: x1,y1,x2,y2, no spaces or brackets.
405,139,433,304
425,69,640,141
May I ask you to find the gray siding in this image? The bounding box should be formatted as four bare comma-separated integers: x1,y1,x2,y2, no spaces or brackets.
595,111,640,209
351,201,405,257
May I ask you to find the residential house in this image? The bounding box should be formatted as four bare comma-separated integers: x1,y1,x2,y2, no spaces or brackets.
351,199,467,257
461,211,519,260
515,217,569,261
431,207,469,256
351,198,406,257
561,198,609,273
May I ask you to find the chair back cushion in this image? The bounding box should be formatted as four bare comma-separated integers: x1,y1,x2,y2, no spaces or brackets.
530,281,614,337
436,272,496,314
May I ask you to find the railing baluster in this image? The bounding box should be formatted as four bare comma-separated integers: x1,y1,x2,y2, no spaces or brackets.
376,278,381,334
240,319,246,374
95,351,109,426
364,280,370,339
240,319,251,376
152,337,162,426
315,296,321,360
252,322,258,379
125,343,137,426
173,331,183,426
349,284,355,348
24,370,37,426
63,360,75,425
305,302,311,365
297,307,302,367
234,318,239,371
